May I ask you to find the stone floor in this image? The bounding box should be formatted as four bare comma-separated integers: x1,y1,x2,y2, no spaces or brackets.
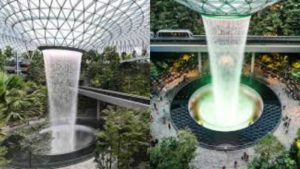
150,70,300,169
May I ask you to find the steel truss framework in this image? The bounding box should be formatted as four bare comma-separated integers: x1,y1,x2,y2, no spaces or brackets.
175,0,281,16
0,26,37,53
0,0,149,53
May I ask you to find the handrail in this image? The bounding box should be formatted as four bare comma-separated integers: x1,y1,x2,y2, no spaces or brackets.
79,86,150,105
151,36,300,44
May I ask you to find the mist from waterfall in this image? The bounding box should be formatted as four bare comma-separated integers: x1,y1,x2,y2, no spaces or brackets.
202,16,251,128
43,49,82,154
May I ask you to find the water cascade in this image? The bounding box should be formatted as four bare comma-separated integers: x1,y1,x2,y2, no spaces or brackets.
43,49,82,154
199,16,253,130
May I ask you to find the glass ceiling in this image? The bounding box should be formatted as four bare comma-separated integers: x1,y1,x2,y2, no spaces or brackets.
105,28,150,54
0,26,37,53
0,0,149,52
175,0,281,16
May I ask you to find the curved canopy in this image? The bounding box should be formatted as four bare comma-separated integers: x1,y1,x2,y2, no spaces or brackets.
0,26,37,53
175,0,281,16
0,0,149,52
105,28,150,54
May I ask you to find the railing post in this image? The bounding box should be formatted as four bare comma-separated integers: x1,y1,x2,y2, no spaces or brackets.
251,53,255,74
97,100,101,120
16,52,20,76
198,52,202,73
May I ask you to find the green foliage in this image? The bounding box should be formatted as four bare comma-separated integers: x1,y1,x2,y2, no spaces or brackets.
248,152,297,169
151,1,300,36
3,46,13,60
12,122,51,154
0,46,14,72
85,46,149,97
0,146,9,168
289,138,300,167
0,126,9,168
250,1,300,36
0,72,46,127
258,53,289,72
0,49,5,72
86,46,120,90
26,51,46,85
150,61,159,80
150,0,205,34
254,134,285,161
150,129,198,169
271,152,297,169
281,0,300,36
95,106,150,169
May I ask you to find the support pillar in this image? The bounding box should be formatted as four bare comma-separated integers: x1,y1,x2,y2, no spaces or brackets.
16,52,20,76
251,53,255,74
198,52,202,73
97,100,101,120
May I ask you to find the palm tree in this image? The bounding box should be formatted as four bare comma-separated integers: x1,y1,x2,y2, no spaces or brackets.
0,72,25,126
0,72,46,127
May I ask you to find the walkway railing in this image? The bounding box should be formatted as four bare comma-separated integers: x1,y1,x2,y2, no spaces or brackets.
79,86,150,110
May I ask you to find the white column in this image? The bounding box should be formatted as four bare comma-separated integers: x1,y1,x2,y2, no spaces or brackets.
16,52,20,76
198,52,202,73
251,53,255,74
97,100,101,120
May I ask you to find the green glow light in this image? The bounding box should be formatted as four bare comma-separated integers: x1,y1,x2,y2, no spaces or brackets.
189,84,263,131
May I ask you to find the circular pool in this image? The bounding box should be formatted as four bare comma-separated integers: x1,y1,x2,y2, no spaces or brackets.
188,84,263,131
170,76,281,150
3,119,99,168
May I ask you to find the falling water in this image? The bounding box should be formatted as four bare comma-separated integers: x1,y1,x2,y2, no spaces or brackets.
43,49,82,154
202,16,251,128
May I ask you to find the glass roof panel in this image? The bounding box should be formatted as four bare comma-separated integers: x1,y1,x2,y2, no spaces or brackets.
175,0,281,16
0,0,149,52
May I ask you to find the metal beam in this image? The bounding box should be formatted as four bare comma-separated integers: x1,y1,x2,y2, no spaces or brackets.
150,44,300,53
198,52,202,73
251,53,255,73
121,57,150,63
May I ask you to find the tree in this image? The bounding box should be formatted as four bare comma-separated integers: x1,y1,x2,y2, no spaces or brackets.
95,106,149,169
150,129,198,169
150,0,205,34
254,134,285,161
0,46,14,72
288,128,300,166
249,0,300,36
85,46,149,97
151,0,300,36
0,146,9,168
26,51,46,85
3,46,13,60
270,152,297,169
0,49,5,72
0,72,46,127
248,152,297,169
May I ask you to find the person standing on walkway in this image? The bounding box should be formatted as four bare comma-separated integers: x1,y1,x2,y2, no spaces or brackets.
234,161,238,169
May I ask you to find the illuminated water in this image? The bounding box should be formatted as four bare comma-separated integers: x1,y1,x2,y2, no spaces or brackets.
202,16,252,129
189,84,263,131
39,125,95,155
43,49,82,154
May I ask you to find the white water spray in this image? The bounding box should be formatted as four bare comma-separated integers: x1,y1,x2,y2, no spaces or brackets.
202,16,251,128
43,49,82,154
